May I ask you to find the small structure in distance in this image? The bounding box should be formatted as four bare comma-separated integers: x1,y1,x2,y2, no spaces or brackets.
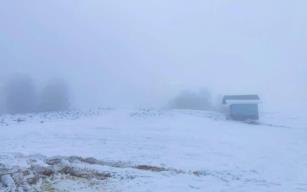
222,95,260,121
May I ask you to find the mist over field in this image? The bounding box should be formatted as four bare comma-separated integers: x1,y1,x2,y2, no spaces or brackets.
1,2,307,191
0,0,306,112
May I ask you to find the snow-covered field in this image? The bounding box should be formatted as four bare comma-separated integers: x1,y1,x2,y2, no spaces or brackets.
1,109,307,191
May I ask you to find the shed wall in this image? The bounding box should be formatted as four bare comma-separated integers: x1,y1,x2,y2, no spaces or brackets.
230,104,259,120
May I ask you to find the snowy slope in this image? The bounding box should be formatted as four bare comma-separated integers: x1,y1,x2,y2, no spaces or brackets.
0,109,306,191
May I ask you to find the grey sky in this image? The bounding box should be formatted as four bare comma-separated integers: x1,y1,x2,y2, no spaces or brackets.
0,0,306,111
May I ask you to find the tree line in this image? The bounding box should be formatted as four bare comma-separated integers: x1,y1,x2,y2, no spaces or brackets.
0,75,71,114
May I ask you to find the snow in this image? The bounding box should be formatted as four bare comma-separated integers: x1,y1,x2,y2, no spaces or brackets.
0,109,307,191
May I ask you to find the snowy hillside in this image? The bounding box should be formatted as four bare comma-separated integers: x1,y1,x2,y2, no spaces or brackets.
1,109,307,191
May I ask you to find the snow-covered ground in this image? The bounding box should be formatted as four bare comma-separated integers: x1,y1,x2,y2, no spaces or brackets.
1,109,307,191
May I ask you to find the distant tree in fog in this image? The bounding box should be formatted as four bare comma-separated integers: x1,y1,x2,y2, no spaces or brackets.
0,89,4,115
4,75,37,114
169,88,212,110
38,80,70,112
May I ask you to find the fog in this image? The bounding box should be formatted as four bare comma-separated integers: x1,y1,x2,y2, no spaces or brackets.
1,0,306,112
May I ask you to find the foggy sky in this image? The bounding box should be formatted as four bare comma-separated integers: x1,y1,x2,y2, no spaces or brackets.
1,0,306,112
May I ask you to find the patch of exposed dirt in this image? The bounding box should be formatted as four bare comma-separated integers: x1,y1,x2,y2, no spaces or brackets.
0,154,271,191
0,155,111,192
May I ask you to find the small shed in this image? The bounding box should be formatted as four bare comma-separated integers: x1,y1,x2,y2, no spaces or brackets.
222,95,260,121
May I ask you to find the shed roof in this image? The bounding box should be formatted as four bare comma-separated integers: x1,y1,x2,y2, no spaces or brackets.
222,95,260,104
